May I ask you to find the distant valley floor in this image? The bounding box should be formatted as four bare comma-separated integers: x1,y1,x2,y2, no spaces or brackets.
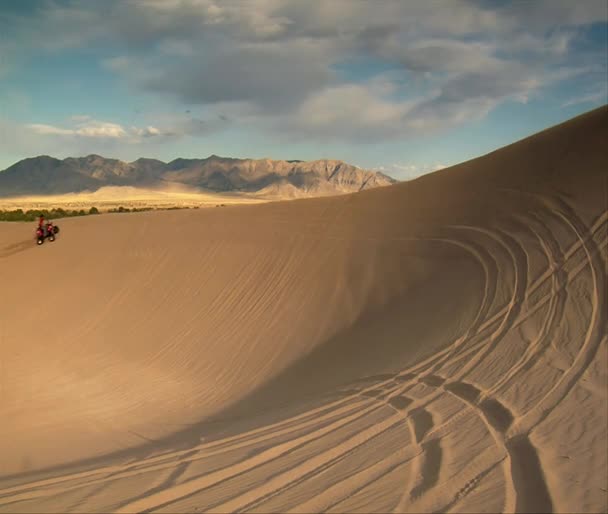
0,186,268,213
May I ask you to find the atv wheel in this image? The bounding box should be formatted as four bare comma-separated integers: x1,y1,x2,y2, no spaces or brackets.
37,238,43,245
49,235,55,242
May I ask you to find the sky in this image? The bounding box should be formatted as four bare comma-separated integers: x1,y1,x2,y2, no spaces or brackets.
0,0,606,180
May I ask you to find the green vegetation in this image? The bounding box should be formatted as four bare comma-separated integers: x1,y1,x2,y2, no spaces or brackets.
107,206,150,213
0,205,198,222
106,206,188,213
0,207,99,222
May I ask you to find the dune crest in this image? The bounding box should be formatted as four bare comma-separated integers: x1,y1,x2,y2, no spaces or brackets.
0,106,606,513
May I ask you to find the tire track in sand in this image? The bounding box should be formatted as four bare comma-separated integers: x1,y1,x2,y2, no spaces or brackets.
195,383,419,513
0,399,374,507
439,212,606,377
447,225,528,380
513,202,607,434
444,381,553,514
2,206,604,512
482,209,568,399
113,400,387,513
0,239,34,259
392,403,440,512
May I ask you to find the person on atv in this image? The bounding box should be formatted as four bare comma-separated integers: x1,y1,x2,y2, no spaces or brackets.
38,215,46,236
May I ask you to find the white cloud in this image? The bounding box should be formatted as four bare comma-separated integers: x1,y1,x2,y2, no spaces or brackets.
562,86,608,108
24,112,229,143
76,122,127,138
281,84,411,140
27,124,76,136
262,57,553,142
27,120,128,139
0,114,202,166
380,38,500,73
132,126,162,137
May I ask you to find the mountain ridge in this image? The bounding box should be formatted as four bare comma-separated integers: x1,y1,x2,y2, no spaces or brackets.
0,154,396,198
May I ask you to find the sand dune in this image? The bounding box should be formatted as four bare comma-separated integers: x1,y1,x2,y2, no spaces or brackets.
0,185,264,212
0,106,606,513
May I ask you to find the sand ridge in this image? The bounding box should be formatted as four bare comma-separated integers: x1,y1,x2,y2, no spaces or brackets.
0,106,606,513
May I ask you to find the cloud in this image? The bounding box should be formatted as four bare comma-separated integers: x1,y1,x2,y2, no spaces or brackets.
3,0,607,143
132,126,162,137
139,40,335,111
494,0,608,31
389,39,499,73
271,84,411,141
27,124,77,136
0,116,78,160
27,119,128,139
24,112,229,142
562,86,608,107
261,56,557,142
0,109,233,168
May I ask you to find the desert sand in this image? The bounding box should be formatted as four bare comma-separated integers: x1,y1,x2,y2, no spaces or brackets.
0,106,606,513
0,185,264,213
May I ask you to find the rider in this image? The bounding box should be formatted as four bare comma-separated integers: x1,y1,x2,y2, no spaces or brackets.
38,214,46,235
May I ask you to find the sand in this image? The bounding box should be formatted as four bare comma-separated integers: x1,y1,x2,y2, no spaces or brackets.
0,106,606,513
0,185,265,212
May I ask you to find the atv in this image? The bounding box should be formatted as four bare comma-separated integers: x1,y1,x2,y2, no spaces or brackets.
36,224,60,245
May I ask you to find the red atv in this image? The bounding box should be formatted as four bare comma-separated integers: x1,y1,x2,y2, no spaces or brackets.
36,223,60,245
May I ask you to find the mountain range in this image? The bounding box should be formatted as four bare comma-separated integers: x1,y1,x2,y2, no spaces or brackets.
0,155,396,198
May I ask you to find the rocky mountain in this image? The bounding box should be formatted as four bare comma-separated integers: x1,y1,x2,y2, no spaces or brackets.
0,154,395,198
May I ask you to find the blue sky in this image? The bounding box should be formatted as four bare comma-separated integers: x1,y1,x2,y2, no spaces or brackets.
0,1,606,179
